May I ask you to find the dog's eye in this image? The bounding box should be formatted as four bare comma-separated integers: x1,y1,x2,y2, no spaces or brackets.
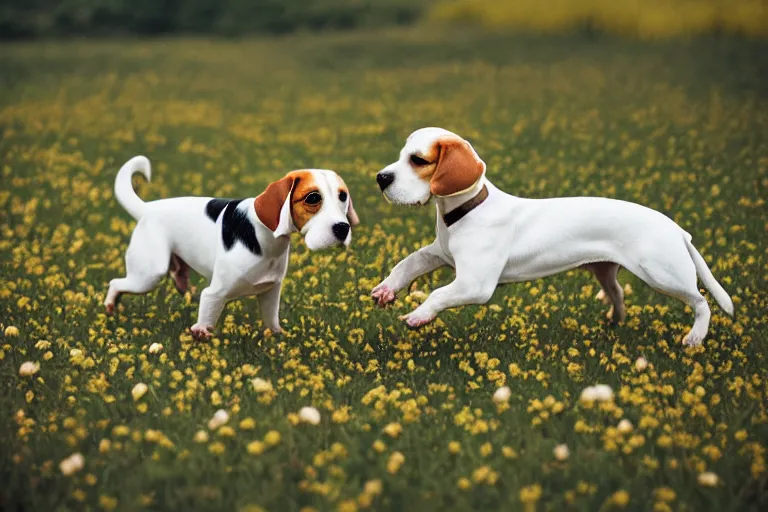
304,192,322,205
410,155,429,166
338,191,348,202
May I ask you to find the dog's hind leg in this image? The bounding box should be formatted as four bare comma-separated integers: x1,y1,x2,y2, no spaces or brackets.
586,262,625,323
169,254,190,295
105,221,171,314
630,248,710,346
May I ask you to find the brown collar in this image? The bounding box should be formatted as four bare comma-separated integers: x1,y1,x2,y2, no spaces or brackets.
442,185,489,227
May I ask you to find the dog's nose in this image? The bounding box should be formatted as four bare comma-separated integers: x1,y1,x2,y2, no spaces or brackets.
332,222,350,242
376,171,395,191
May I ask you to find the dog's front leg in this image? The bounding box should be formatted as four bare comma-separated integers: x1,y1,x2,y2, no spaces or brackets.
372,242,447,306
257,283,283,334
401,258,502,328
190,286,229,339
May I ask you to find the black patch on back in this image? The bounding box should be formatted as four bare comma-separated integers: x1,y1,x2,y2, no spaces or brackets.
204,198,261,255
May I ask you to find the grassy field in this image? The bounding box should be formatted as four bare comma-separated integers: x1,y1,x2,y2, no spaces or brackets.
1,29,767,511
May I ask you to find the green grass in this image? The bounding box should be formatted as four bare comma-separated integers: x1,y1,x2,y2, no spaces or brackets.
1,29,767,511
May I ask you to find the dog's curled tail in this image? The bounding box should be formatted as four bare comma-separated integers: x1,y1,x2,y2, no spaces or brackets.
115,155,151,221
684,235,734,316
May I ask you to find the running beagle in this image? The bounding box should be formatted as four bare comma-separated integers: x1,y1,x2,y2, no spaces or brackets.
105,156,359,338
372,127,733,346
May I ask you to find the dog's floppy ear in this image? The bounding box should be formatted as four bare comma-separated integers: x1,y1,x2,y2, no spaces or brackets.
254,173,298,237
346,193,360,226
430,137,486,197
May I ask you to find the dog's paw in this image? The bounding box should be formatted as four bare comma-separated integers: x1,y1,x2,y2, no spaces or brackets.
190,324,214,339
105,303,115,316
371,283,396,307
682,332,704,347
399,310,435,328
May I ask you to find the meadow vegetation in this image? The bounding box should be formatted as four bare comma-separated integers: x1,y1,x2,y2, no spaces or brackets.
431,0,768,39
1,29,767,511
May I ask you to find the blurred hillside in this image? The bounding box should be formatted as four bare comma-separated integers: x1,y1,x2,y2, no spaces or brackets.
1,0,766,40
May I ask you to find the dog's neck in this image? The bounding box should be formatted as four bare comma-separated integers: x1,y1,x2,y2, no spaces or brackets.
435,178,487,217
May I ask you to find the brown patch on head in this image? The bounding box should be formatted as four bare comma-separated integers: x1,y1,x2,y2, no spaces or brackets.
289,171,321,231
428,136,485,196
254,170,316,232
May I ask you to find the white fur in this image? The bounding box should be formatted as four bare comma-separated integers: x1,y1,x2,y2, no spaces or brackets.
373,128,734,347
106,156,353,337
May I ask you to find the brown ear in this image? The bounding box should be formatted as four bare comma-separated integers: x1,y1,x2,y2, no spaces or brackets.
429,137,485,196
347,194,360,226
254,174,297,232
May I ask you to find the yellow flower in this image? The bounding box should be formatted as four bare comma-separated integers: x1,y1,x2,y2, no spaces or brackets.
519,484,542,503
247,441,265,455
608,490,630,507
480,442,493,457
194,430,209,443
239,417,256,430
98,495,118,511
448,441,461,454
372,440,386,453
208,442,225,455
383,422,402,438
502,446,518,459
363,479,383,495
264,430,281,446
338,499,357,512
251,378,273,393
457,477,471,490
218,426,235,437
4,326,19,337
386,451,405,474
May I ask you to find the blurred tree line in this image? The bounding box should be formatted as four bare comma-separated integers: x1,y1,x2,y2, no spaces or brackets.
0,0,427,39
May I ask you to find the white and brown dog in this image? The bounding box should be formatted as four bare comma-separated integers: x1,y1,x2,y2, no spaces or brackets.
106,156,359,338
372,127,733,346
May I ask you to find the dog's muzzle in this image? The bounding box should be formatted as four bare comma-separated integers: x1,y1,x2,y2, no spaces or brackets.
376,171,395,191
332,222,350,242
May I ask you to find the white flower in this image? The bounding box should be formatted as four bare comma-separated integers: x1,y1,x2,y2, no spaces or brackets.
131,383,148,401
492,386,512,403
617,419,634,434
593,384,614,401
635,356,648,372
298,406,321,425
580,384,614,403
19,361,39,377
697,472,719,487
148,343,163,354
580,386,598,402
553,444,570,461
251,378,273,393
59,453,85,476
208,409,230,430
